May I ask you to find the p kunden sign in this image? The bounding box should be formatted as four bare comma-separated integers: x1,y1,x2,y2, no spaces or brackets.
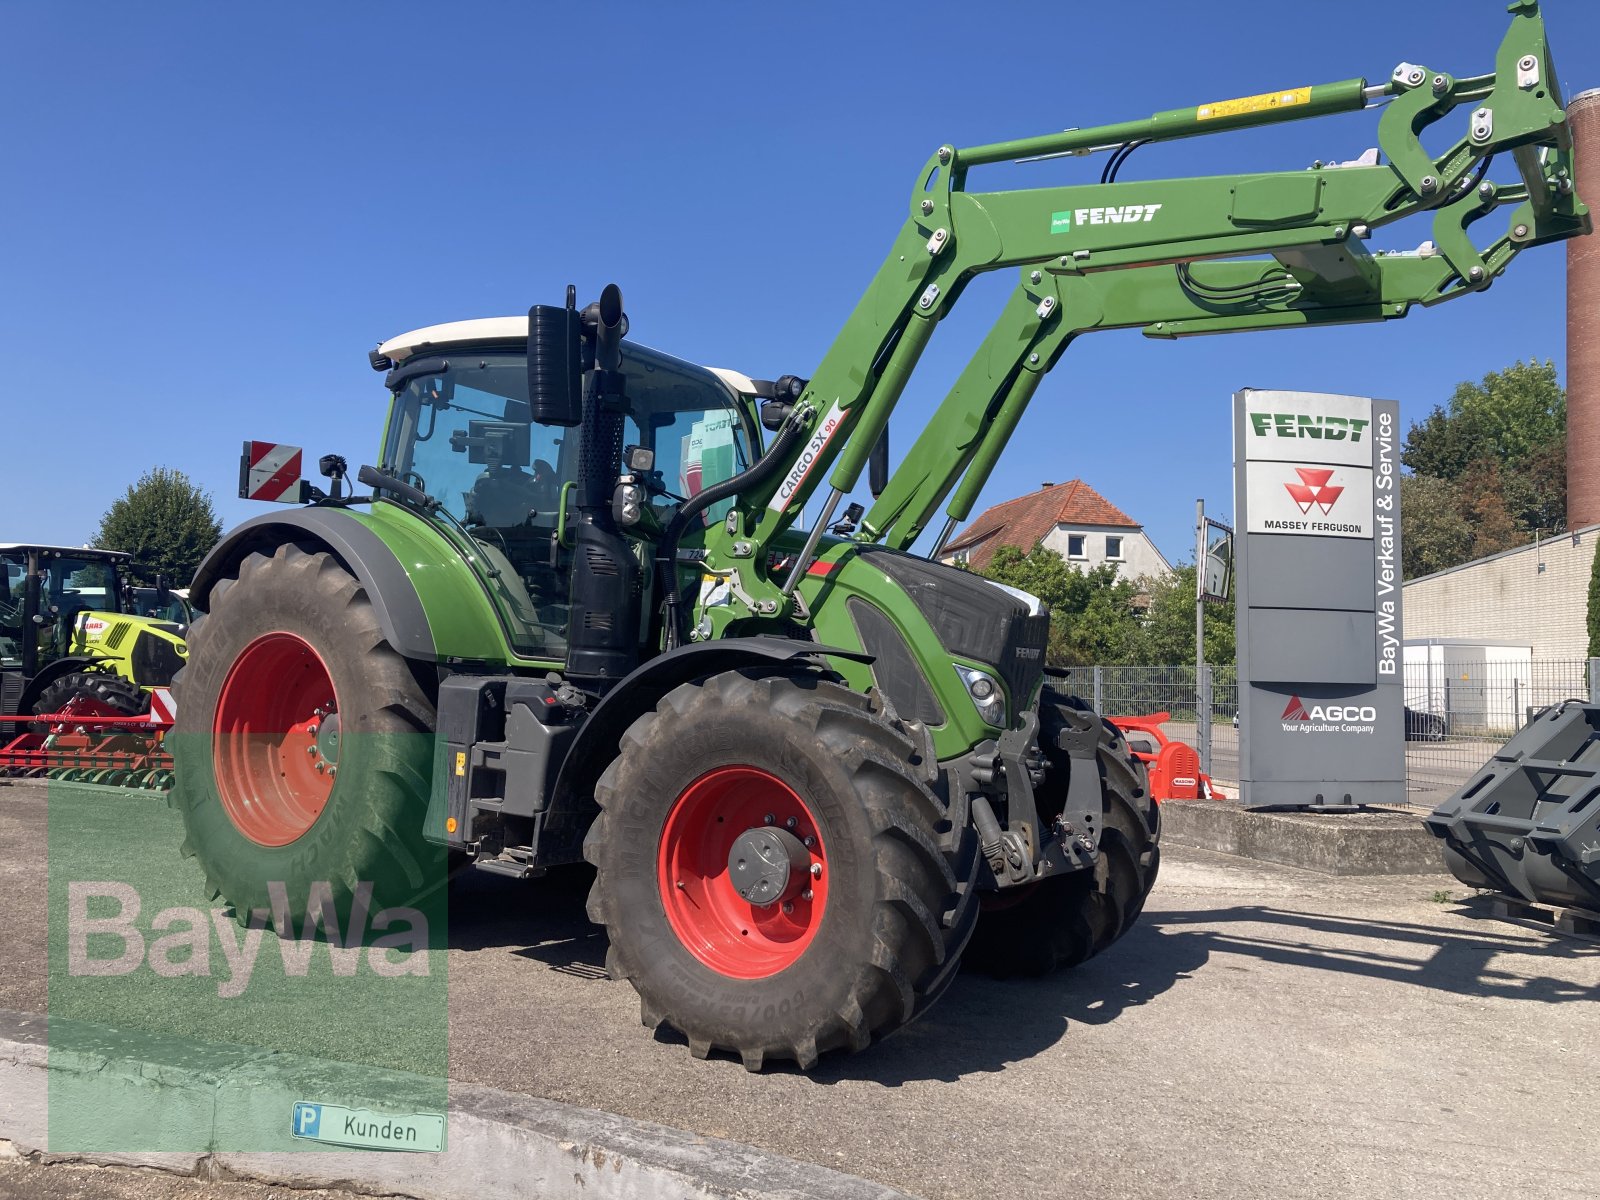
1232,389,1405,808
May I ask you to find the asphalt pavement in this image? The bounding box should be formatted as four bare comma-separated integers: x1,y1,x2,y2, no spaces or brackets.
5,778,1598,1200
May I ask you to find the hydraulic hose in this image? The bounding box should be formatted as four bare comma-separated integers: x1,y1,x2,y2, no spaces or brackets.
657,417,806,651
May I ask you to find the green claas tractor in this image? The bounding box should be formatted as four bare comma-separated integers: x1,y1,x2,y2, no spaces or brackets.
1,543,189,720
171,1,1587,1068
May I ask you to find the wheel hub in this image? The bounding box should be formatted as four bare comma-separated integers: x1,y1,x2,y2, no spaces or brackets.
728,826,809,906
657,766,829,980
212,632,338,847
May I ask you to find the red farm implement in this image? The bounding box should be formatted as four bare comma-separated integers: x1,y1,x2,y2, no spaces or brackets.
1107,712,1225,802
0,687,175,788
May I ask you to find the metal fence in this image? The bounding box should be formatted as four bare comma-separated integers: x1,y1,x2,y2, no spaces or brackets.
1055,657,1595,808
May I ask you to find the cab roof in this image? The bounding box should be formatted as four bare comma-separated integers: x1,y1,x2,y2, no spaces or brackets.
376,317,756,397
0,544,130,560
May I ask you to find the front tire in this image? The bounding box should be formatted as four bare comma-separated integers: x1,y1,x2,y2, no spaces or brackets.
964,688,1160,977
170,544,441,924
585,669,978,1070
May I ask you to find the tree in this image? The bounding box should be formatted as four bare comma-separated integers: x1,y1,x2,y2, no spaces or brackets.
1399,473,1473,579
1400,359,1565,576
93,468,222,587
1589,542,1600,659
1403,359,1565,481
1126,564,1235,665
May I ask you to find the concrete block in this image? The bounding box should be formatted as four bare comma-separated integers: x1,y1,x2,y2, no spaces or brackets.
1159,800,1449,875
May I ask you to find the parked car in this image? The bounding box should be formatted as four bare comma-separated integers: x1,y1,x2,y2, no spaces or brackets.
1404,706,1447,742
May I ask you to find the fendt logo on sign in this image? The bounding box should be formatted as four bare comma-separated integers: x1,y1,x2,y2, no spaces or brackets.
1248,412,1370,444
1281,695,1378,734
1284,467,1343,516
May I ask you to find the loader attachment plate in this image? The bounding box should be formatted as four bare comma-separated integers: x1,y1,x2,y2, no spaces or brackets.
1424,702,1600,914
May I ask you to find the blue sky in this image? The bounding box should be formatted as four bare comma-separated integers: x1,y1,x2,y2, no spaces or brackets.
5,1,1598,568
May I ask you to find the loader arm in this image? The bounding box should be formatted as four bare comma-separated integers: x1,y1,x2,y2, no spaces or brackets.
692,0,1585,642
867,171,1563,554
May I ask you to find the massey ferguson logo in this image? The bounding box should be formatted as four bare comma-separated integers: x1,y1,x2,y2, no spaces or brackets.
1284,467,1343,516
1281,695,1378,732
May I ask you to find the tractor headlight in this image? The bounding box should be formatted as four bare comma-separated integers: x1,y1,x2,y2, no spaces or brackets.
954,665,1006,727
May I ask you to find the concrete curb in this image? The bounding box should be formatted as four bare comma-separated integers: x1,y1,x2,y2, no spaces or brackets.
0,1011,913,1200
1160,800,1450,876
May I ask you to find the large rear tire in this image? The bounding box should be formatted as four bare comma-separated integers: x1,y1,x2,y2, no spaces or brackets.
585,669,978,1071
964,687,1160,977
169,544,441,924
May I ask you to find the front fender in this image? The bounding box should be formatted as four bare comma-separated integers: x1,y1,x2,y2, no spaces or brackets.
540,638,871,861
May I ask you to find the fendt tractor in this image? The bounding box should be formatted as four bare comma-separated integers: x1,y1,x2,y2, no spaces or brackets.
171,2,1587,1068
1,543,189,720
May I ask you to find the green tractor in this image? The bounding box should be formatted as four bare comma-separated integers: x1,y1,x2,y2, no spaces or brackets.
0,543,190,720
171,3,1586,1068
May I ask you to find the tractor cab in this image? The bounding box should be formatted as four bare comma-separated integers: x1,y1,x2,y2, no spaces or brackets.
375,319,762,664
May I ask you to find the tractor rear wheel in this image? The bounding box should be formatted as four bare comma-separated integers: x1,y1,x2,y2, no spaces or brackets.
169,544,442,924
585,669,978,1070
33,671,147,718
963,688,1160,977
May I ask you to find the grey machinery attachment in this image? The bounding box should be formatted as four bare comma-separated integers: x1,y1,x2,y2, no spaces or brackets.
1425,701,1600,913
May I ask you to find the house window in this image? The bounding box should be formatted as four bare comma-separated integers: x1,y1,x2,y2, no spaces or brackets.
1067,534,1086,559
1106,536,1124,560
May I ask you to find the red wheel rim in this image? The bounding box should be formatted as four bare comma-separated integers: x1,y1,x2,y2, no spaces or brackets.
657,766,828,979
213,632,338,847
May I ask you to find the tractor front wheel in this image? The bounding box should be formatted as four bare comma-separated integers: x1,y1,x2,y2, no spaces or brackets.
585,670,977,1070
169,544,441,924
963,688,1160,977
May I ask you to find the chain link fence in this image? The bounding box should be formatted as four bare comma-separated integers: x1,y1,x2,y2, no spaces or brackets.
1053,657,1595,807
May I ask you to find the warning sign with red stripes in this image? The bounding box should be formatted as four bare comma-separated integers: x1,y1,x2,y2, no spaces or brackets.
241,441,305,503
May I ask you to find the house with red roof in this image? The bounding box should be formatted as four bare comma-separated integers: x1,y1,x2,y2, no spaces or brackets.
939,480,1172,580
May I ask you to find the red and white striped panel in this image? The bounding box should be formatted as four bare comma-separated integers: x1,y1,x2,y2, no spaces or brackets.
147,687,177,726
243,441,304,502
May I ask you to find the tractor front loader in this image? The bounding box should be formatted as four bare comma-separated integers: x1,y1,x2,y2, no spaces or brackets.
171,1,1586,1069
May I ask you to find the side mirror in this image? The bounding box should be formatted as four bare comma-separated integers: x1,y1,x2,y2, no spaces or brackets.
1202,527,1233,602
868,430,890,499
528,299,583,427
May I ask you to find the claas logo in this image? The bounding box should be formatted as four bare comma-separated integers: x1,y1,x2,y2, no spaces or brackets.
1249,412,1370,443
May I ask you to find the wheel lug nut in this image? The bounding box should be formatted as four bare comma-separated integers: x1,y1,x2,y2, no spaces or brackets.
801,889,813,901
785,816,797,829
314,762,325,774
803,836,816,848
764,813,774,825
306,744,317,755
307,724,318,736
782,902,794,914
810,863,822,879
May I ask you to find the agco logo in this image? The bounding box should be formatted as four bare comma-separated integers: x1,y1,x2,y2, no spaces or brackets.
1284,467,1343,516
1282,696,1377,723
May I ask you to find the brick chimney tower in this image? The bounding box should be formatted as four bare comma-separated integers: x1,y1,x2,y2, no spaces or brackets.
1567,89,1600,529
